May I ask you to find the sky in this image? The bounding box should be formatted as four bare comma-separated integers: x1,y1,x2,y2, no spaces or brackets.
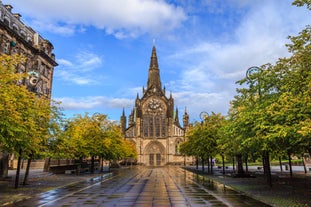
4,0,310,123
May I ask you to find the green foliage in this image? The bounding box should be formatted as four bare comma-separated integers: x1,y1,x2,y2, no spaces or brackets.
224,4,311,159
292,0,311,10
0,54,62,158
180,113,225,160
59,113,137,161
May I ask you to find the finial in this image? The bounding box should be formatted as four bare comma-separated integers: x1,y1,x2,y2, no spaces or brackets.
153,38,156,47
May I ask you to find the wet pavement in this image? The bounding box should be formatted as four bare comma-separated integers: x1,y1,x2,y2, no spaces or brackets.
8,166,270,207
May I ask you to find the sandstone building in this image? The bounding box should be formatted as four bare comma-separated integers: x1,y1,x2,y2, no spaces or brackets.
0,2,57,177
0,2,57,97
121,46,192,166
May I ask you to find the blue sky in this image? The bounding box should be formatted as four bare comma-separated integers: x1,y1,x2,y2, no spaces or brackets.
4,0,309,122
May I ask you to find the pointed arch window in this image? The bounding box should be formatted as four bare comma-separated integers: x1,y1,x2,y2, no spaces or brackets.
143,100,166,138
143,114,166,138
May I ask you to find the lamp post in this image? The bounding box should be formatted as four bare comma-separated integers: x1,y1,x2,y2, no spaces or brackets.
246,66,262,98
199,111,212,173
246,66,272,186
199,111,208,123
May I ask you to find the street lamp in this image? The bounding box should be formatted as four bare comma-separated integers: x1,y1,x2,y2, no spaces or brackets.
246,66,262,80
199,111,209,123
246,66,272,185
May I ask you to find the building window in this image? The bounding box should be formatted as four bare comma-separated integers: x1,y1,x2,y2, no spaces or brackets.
36,80,42,94
143,114,166,138
175,141,180,155
143,115,149,137
155,116,160,137
3,42,9,54
4,16,10,26
43,81,47,95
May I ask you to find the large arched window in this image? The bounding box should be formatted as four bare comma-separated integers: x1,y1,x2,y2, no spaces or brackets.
143,114,166,138
143,98,166,138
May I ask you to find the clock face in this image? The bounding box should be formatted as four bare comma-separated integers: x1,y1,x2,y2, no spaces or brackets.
147,98,163,114
148,98,161,110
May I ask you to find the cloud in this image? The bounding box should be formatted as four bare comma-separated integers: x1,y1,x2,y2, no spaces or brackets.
57,59,73,67
7,0,186,38
164,0,309,118
55,51,104,85
56,96,133,110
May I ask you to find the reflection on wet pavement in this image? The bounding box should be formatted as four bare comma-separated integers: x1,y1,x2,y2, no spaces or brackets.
10,167,271,207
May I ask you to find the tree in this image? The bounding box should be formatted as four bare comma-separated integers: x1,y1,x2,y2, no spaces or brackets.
227,2,311,182
60,113,137,172
180,113,225,173
0,54,62,188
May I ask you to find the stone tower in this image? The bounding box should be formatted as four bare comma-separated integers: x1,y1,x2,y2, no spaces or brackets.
121,46,191,166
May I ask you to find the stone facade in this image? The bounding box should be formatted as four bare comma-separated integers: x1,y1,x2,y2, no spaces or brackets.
0,2,57,177
121,46,192,166
0,2,57,98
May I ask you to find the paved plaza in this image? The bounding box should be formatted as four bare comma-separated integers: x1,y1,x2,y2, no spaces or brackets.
2,166,271,207
1,166,310,207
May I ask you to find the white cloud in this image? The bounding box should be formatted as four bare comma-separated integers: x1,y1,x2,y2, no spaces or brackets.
6,0,307,121
57,59,73,67
165,0,309,118
30,20,77,36
55,51,104,85
56,96,133,110
7,0,186,38
75,52,103,71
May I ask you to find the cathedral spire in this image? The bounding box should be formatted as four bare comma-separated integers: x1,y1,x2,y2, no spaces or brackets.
147,46,162,90
120,108,126,135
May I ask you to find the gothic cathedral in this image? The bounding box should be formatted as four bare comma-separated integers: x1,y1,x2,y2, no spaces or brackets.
120,46,191,166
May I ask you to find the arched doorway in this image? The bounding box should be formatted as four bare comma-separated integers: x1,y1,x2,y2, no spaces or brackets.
144,141,165,166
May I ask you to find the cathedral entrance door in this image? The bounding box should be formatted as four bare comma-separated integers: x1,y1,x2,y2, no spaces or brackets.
149,153,161,166
145,141,165,166
156,153,161,165
149,154,154,166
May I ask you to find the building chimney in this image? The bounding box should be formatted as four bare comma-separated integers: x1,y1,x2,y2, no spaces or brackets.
13,13,21,20
4,5,13,12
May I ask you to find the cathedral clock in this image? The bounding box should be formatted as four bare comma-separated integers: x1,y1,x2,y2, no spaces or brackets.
147,98,163,113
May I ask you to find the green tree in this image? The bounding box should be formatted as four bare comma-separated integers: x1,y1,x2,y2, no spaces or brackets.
227,2,311,182
0,54,62,188
60,113,137,171
180,113,225,173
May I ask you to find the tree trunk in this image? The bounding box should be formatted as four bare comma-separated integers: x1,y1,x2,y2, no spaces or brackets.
236,154,244,174
201,157,205,172
232,156,235,173
0,152,9,178
23,156,32,185
210,157,213,174
195,157,199,170
302,154,307,174
100,157,104,172
14,149,22,189
222,154,225,175
244,155,249,174
77,157,83,175
287,151,293,178
90,156,95,174
43,157,51,172
262,155,266,175
206,157,210,174
263,151,272,187
279,156,283,172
